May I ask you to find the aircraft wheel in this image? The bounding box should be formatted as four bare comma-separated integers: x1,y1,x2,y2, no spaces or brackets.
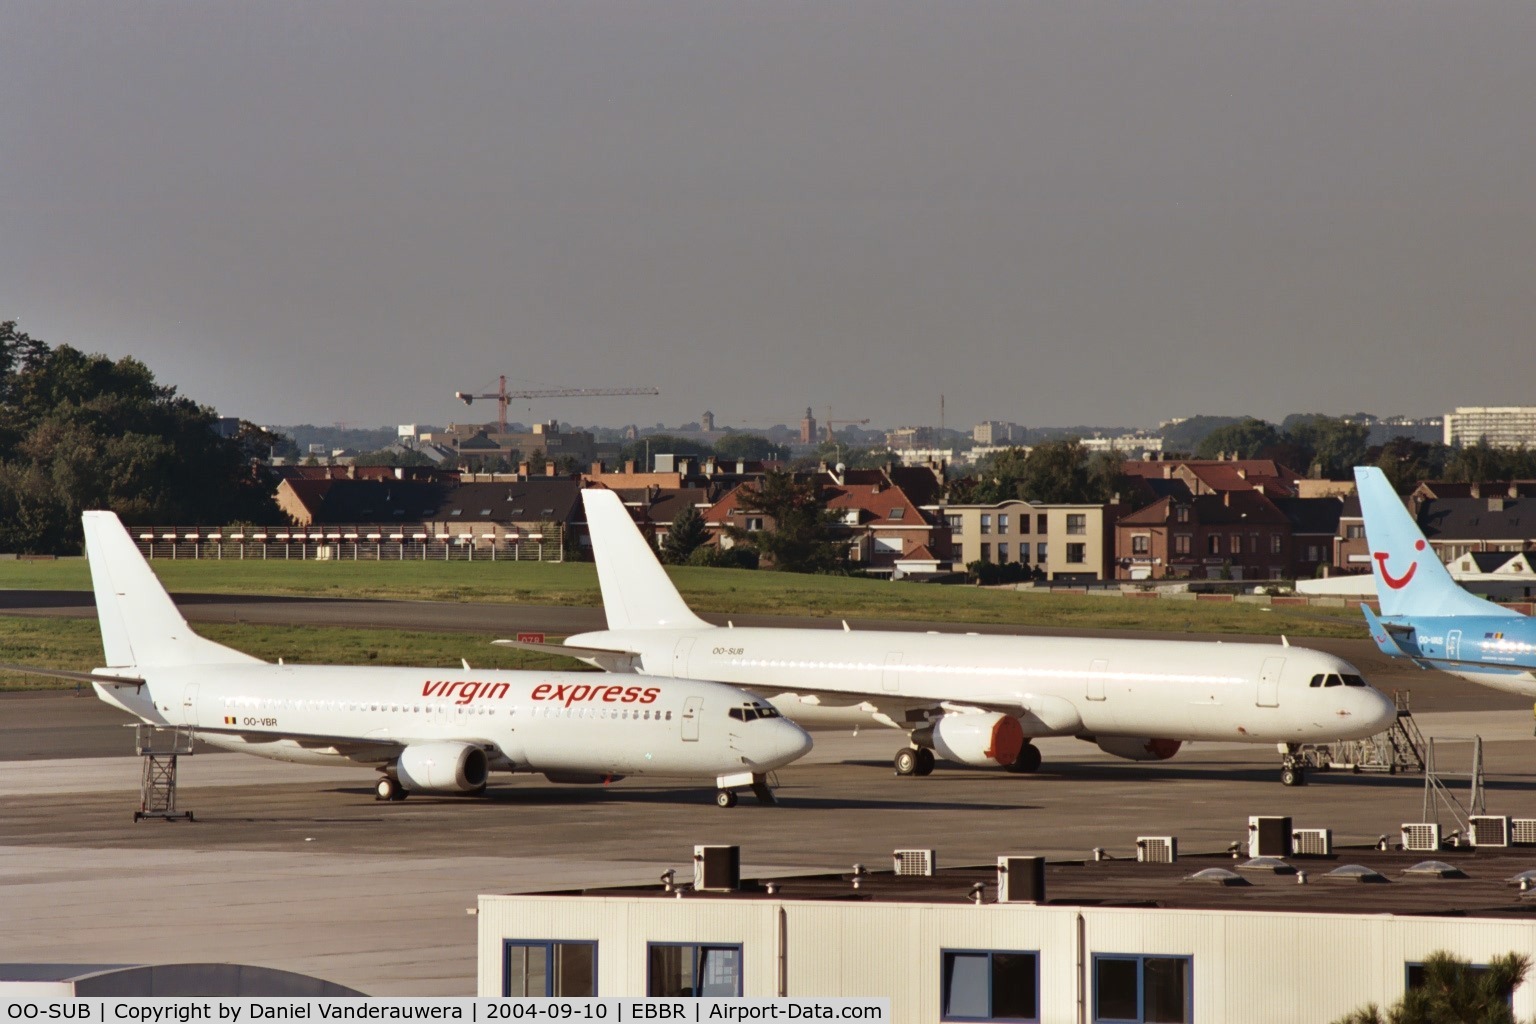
1005,743,1043,774
893,748,920,776
376,776,404,801
1281,765,1306,787
914,748,936,776
715,789,739,809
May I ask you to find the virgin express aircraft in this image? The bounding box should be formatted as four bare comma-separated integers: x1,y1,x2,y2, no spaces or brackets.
506,488,1397,787
1355,465,1536,696
14,512,811,808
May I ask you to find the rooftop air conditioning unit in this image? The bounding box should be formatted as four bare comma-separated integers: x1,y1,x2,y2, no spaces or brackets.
1291,828,1333,857
693,845,741,892
996,856,1045,904
1136,837,1177,863
1512,819,1536,846
1469,816,1511,848
1401,823,1441,853
893,849,937,876
1249,816,1293,858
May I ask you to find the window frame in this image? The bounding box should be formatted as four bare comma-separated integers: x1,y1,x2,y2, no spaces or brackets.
940,948,1041,1023
645,942,744,998
1092,954,1192,1024
501,939,598,997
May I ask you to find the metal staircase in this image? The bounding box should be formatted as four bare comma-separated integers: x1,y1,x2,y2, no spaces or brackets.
1305,690,1426,774
133,724,196,822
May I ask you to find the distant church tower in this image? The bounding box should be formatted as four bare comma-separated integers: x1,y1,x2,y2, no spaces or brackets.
701,410,715,432
800,407,817,445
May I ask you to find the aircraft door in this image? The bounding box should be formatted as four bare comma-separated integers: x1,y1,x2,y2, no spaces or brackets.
1447,630,1462,661
672,638,695,677
1257,657,1284,708
1086,660,1107,701
883,653,902,693
681,696,703,741
181,683,200,726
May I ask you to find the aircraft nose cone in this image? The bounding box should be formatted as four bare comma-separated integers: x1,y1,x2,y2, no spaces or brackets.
1361,686,1398,734
750,721,814,771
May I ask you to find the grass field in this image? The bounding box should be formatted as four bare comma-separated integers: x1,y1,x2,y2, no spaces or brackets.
0,556,1370,638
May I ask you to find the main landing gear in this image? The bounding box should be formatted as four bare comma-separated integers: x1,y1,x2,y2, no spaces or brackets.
1280,746,1307,787
893,746,935,777
1004,743,1042,774
375,774,408,801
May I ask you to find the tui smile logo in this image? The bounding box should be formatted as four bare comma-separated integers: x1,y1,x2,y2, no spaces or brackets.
1373,539,1425,590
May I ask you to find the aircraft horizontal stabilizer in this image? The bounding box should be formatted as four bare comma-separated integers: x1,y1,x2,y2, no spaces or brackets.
0,663,145,687
492,638,642,672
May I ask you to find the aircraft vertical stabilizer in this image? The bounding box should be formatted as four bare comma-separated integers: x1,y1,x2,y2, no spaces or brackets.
581,489,710,631
1353,467,1519,620
82,511,262,668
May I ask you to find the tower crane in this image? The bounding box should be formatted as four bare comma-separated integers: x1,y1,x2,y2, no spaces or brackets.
455,376,660,433
822,417,870,442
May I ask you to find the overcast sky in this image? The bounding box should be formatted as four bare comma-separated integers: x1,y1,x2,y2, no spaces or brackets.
4,2,1533,433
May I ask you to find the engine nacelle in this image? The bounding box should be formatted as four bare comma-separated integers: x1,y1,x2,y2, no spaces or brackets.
931,713,1025,768
397,742,490,793
1095,736,1183,762
541,771,627,785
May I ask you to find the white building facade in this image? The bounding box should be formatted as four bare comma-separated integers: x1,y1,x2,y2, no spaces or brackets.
1444,406,1536,448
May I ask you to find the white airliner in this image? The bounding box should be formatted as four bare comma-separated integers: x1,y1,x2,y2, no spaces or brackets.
505,489,1398,787
9,511,811,808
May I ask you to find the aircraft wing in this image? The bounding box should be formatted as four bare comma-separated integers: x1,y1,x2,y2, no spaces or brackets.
745,683,1083,735
0,663,146,687
492,639,641,672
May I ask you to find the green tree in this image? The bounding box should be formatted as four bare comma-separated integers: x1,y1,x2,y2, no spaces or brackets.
1330,950,1528,1024
1372,436,1448,492
1195,418,1281,460
661,503,709,564
0,322,281,553
724,470,846,572
714,432,787,462
1285,415,1371,478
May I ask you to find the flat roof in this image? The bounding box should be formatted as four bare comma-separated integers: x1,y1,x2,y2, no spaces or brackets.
528,847,1536,919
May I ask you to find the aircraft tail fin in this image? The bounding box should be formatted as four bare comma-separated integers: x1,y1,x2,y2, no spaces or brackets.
1353,467,1518,619
581,489,710,631
83,511,263,669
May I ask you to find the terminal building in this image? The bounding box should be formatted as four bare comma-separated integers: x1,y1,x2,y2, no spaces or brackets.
477,832,1536,1022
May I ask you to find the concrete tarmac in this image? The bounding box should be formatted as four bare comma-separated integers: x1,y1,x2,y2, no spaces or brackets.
2,593,1534,996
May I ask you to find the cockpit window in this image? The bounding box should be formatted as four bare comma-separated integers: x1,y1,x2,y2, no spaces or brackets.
1341,674,1367,687
728,703,783,722
1324,675,1342,687
1309,674,1324,688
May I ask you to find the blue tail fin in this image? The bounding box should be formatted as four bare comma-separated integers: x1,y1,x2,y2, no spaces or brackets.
1353,467,1518,619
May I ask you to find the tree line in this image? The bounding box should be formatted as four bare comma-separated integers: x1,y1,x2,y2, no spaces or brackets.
0,320,284,554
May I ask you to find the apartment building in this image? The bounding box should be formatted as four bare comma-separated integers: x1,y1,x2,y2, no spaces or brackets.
946,499,1120,582
1443,406,1536,448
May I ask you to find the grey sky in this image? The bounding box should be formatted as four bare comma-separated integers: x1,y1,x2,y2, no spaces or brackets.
4,2,1533,433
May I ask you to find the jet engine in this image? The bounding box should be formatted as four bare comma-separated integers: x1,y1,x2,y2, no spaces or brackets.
931,713,1025,768
1094,736,1183,762
397,742,490,793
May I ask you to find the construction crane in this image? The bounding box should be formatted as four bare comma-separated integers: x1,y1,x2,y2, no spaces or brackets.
823,417,870,442
455,376,660,433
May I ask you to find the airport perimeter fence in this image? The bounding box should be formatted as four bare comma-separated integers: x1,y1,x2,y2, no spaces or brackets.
133,525,565,562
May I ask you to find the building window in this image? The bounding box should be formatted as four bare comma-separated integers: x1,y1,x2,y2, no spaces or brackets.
1230,534,1243,555
647,943,742,997
1174,506,1189,523
980,543,992,563
998,543,1010,563
1036,543,1047,563
1131,535,1150,555
1019,546,1031,563
955,544,964,563
503,941,596,997
1270,535,1282,555
1036,514,1047,534
997,514,1009,532
1346,524,1365,539
889,507,906,520
1067,514,1087,535
941,949,1039,1022
1066,543,1086,564
1173,535,1191,556
745,517,764,532
947,514,963,531
1207,535,1221,556
1094,955,1191,1024
980,514,992,535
